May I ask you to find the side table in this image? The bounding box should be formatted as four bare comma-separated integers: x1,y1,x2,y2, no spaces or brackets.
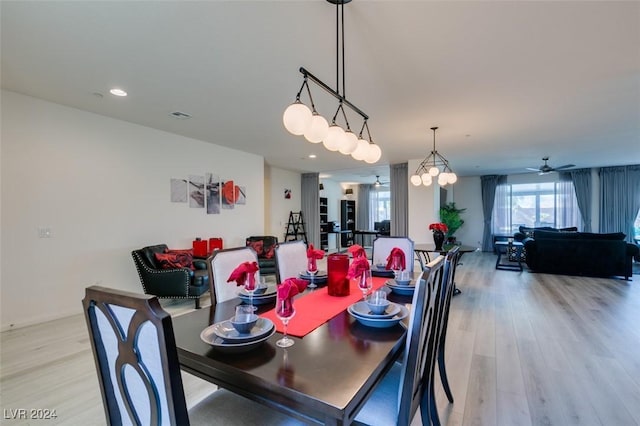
494,241,524,271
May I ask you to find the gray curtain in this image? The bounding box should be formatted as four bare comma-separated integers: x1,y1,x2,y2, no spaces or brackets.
481,175,506,251
559,168,592,232
301,173,319,247
599,165,640,242
357,184,374,245
390,163,408,236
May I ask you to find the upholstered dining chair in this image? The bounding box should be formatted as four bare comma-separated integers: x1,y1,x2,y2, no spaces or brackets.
352,256,444,426
274,240,308,284
82,286,305,426
208,247,260,305
428,246,461,426
371,236,416,274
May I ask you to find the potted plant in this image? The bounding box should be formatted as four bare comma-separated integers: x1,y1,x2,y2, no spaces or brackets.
439,202,466,243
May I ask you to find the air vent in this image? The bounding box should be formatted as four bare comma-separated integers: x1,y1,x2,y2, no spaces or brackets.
169,111,192,119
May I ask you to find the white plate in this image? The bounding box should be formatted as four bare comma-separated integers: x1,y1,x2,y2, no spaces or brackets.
347,305,409,328
350,301,401,319
210,317,274,343
238,285,276,297
200,324,276,353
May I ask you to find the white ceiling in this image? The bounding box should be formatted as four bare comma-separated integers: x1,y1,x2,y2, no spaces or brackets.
2,1,639,184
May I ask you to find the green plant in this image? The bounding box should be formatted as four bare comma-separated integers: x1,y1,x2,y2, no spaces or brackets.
439,202,466,239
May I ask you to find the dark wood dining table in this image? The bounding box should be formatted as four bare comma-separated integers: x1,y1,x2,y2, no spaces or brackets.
172,281,413,425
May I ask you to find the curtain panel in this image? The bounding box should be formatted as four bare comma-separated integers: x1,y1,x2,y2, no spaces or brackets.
390,163,408,236
599,165,640,242
301,173,319,247
481,175,507,251
559,168,592,232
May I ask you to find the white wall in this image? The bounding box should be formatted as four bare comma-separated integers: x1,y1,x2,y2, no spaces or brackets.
1,90,269,329
407,158,438,244
267,166,301,241
447,176,483,247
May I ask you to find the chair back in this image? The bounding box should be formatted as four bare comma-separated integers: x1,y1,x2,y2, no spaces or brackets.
82,286,189,426
274,240,308,284
396,255,444,425
208,247,260,304
437,246,460,347
371,236,415,273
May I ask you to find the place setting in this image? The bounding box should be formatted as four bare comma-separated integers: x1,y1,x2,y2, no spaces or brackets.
201,305,276,353
299,243,327,288
347,290,408,328
385,270,416,296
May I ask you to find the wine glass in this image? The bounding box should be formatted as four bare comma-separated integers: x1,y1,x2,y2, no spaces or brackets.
357,270,373,301
306,258,318,289
276,297,296,348
243,272,259,312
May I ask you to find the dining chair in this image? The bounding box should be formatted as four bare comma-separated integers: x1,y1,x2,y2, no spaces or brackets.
82,286,305,426
208,247,260,305
352,255,444,426
371,236,416,273
428,246,461,426
274,240,307,284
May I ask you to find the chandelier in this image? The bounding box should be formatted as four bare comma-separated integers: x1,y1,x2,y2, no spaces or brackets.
410,127,458,186
282,0,382,164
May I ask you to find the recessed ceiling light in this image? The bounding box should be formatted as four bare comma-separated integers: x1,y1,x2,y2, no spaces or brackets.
109,88,127,97
309,154,317,159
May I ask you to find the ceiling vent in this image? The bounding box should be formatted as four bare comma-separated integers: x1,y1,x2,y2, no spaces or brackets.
169,111,192,119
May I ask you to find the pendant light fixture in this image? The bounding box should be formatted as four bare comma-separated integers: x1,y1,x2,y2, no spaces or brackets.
282,0,382,164
410,127,457,187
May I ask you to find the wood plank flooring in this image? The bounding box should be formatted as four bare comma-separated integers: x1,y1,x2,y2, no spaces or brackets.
1,252,639,425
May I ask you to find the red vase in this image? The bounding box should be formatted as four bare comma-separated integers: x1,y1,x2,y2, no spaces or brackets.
327,254,350,297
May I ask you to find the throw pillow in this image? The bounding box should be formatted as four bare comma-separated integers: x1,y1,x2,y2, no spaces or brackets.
154,249,194,270
248,240,264,256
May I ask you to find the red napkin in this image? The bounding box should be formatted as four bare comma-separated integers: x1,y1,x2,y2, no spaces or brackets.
227,261,260,290
347,256,370,280
385,247,406,271
306,244,325,272
348,244,367,259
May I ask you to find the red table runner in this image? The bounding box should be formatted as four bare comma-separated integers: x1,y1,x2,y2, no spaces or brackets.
261,276,388,337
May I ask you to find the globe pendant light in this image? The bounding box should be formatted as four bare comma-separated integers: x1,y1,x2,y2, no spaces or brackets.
323,124,345,151
338,130,358,154
304,112,329,143
410,127,457,187
283,101,312,136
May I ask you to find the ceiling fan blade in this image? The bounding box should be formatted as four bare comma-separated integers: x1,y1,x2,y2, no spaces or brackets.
553,164,575,171
526,167,541,172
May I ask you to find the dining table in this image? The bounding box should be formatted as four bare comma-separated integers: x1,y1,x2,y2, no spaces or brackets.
172,276,415,425
413,243,478,295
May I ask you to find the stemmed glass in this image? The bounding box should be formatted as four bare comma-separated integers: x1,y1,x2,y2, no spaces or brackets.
275,296,296,348
357,270,373,302
244,272,259,312
306,258,318,289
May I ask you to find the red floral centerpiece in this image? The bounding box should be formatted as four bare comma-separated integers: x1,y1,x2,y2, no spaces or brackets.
429,222,448,250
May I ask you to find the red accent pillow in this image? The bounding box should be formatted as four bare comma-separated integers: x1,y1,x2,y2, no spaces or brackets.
154,249,194,270
249,240,264,255
263,244,275,259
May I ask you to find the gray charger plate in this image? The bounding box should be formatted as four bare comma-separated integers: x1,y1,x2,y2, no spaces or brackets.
347,305,409,328
349,301,401,319
201,324,276,353
210,317,274,343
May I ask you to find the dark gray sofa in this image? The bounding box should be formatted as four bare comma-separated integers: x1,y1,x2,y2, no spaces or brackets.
523,230,639,280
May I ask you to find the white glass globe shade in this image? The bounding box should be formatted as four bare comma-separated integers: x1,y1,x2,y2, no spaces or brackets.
339,131,358,155
428,166,440,177
351,138,369,161
303,113,329,143
364,143,382,164
410,175,422,186
447,173,458,184
421,173,432,186
283,101,312,136
438,174,448,186
323,125,344,151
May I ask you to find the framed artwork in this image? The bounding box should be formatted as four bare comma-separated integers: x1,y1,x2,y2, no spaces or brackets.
205,173,220,214
189,175,205,208
170,178,187,202
284,189,291,199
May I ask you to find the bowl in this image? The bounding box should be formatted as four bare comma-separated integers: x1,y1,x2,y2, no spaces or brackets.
230,313,258,334
366,298,390,315
394,279,412,286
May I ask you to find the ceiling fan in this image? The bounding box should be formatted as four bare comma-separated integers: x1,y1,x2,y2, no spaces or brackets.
373,175,389,187
526,157,575,175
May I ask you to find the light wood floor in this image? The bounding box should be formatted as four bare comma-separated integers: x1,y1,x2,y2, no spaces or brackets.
2,253,639,425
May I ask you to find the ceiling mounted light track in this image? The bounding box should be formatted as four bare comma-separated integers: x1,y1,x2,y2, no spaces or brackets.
282,0,382,164
410,127,458,187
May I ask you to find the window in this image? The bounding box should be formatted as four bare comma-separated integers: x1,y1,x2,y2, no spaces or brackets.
492,182,582,235
369,189,390,225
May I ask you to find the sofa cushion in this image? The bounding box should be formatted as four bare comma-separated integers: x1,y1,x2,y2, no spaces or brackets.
533,230,625,241
246,236,277,259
